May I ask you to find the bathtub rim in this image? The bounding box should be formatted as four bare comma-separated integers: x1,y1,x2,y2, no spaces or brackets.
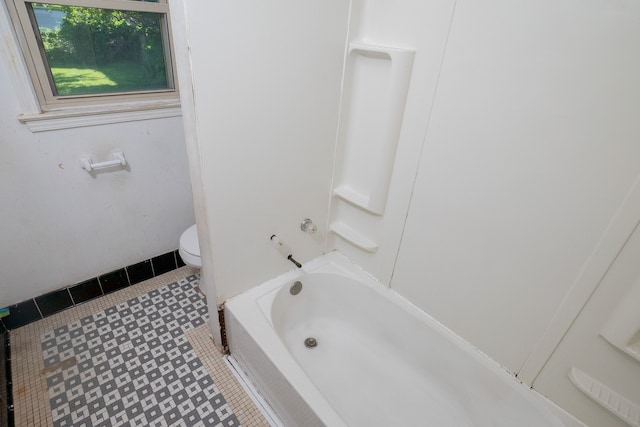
226,253,351,426
224,250,585,427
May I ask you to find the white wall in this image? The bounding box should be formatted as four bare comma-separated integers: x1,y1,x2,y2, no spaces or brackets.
390,0,640,374
533,220,640,427
0,6,195,306
176,0,640,403
175,0,350,303
326,0,456,285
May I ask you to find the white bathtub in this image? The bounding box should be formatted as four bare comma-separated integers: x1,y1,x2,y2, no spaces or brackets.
225,252,582,426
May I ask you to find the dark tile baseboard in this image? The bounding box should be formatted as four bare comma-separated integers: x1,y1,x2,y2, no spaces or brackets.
1,250,187,331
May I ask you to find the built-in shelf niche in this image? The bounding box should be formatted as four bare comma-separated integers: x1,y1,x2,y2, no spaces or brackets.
329,221,378,253
333,42,415,216
569,367,640,426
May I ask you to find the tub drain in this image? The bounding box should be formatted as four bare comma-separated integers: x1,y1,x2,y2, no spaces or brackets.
290,281,302,295
304,337,317,348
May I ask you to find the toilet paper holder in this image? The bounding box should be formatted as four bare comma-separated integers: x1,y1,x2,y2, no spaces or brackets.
80,152,126,172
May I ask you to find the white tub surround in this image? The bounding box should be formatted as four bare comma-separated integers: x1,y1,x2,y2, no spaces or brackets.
225,252,583,427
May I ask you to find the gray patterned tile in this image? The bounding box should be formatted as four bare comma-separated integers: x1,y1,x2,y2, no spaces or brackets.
41,275,238,427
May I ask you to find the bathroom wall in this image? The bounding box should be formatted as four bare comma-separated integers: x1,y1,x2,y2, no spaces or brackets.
0,5,195,306
174,0,350,303
389,0,640,375
325,0,456,285
175,0,640,393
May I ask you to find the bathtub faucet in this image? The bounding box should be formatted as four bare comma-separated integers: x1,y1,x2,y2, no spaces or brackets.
270,234,303,268
287,255,302,268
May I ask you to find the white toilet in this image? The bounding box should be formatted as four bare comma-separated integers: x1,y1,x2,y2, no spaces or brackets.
179,224,202,269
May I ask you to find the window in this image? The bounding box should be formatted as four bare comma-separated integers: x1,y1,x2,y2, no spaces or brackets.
5,0,178,111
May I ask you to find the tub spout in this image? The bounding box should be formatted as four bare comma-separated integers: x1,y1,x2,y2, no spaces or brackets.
287,255,302,268
270,234,303,268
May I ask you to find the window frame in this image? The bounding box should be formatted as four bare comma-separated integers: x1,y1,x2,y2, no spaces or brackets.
5,0,179,112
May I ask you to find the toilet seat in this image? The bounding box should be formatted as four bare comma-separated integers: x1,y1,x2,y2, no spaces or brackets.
179,224,202,268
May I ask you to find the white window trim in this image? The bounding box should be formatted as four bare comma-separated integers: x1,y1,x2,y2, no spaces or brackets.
1,0,181,132
18,100,182,132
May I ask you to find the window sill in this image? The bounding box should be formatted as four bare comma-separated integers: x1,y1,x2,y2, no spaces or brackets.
18,100,182,132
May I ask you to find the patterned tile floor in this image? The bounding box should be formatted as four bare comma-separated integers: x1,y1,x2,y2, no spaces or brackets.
10,267,269,427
